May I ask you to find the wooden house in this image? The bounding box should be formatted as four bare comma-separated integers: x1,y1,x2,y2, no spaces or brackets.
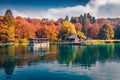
68,34,80,42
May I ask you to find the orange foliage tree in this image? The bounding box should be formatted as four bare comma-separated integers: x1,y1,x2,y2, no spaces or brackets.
75,22,82,31
36,21,58,41
87,23,100,39
15,16,35,42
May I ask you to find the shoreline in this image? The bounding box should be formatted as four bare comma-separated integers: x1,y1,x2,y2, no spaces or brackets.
85,40,120,44
0,43,28,46
51,40,120,45
0,40,120,46
50,40,120,45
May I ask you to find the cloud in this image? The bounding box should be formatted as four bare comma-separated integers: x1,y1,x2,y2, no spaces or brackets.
89,0,120,18
0,0,120,20
97,3,120,18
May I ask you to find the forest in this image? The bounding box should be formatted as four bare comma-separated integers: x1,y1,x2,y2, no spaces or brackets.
0,9,120,43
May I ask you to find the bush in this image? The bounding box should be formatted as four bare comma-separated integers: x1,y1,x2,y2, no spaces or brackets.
19,38,28,43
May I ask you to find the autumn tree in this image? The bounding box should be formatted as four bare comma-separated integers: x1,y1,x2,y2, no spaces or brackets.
87,23,100,39
0,16,7,42
75,22,82,31
58,20,76,41
15,16,35,42
55,20,62,32
70,13,96,38
0,9,15,42
47,24,58,41
0,22,9,42
26,18,41,31
36,21,58,41
77,31,86,39
98,23,114,39
75,22,86,39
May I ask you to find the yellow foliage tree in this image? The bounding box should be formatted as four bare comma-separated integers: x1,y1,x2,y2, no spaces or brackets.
8,26,15,42
47,24,58,41
58,20,76,40
77,31,86,39
0,24,9,42
98,23,114,39
0,9,16,42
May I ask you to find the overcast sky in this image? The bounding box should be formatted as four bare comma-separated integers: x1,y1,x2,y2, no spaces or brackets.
0,0,120,20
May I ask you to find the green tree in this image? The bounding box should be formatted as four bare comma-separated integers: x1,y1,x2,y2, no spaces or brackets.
82,18,87,36
115,24,120,39
98,23,114,39
3,9,14,25
91,17,96,24
65,15,69,21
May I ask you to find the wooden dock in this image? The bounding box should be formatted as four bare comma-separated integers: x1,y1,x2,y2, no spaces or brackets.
50,41,85,45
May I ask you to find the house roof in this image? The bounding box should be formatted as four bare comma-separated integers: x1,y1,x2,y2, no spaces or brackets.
69,34,78,39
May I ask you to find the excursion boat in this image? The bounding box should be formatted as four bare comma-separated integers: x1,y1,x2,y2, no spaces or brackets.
28,38,49,48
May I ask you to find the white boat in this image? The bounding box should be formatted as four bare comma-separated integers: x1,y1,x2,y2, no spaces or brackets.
28,38,49,48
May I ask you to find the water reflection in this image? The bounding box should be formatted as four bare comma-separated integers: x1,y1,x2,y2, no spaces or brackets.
0,44,120,79
57,44,120,68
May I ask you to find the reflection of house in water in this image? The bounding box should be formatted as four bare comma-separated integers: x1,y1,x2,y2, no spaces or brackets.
28,38,49,52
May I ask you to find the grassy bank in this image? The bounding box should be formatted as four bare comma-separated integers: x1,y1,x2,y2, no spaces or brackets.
85,40,120,44
0,43,28,46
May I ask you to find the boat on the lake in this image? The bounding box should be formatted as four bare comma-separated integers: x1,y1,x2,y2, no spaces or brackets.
28,38,49,48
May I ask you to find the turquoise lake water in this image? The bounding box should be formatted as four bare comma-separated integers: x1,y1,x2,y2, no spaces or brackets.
0,44,120,80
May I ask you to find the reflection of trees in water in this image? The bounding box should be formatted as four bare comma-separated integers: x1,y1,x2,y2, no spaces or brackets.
57,44,120,68
114,44,120,59
40,45,58,62
97,44,114,62
0,45,45,76
57,45,76,66
0,45,16,78
57,45,98,68
0,45,31,76
16,45,29,66
0,44,120,75
73,45,98,68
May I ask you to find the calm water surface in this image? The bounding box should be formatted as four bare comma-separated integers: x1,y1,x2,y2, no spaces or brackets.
0,44,120,80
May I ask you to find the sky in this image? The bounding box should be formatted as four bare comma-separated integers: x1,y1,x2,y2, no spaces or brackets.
0,0,120,20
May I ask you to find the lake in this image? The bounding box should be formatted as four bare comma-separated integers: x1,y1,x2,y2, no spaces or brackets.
0,44,120,80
